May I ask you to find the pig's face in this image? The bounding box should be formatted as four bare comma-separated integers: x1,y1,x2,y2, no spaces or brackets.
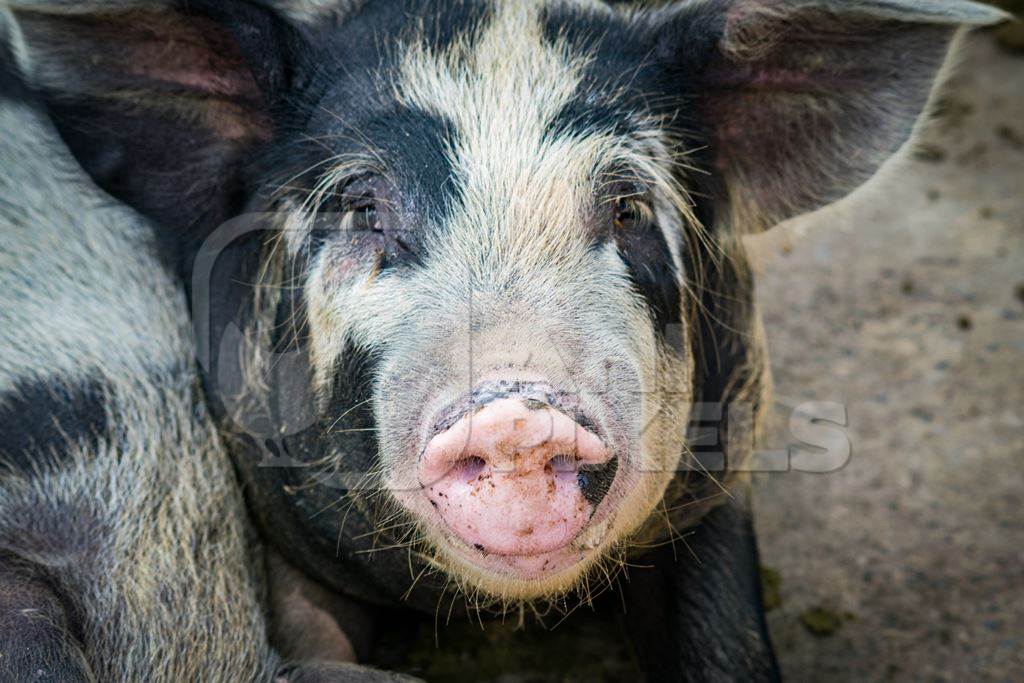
296,7,696,602
269,3,699,598
17,0,999,605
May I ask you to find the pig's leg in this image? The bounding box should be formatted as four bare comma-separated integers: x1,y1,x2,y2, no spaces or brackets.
275,662,421,683
622,493,780,683
0,552,93,683
267,549,364,664
267,551,424,682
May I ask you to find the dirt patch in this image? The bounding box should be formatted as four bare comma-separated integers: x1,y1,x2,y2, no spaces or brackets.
751,32,1024,683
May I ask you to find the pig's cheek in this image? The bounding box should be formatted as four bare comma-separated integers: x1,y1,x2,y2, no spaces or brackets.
330,255,364,281
319,241,380,291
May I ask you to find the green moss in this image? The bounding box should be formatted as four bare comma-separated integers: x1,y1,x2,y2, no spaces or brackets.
799,607,853,637
760,566,782,612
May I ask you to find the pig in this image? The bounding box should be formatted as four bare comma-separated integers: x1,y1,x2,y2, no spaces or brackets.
0,9,411,682
0,17,271,681
8,0,1006,680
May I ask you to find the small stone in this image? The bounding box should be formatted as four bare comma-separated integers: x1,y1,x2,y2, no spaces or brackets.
957,315,974,331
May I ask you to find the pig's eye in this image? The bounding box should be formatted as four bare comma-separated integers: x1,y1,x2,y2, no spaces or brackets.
333,174,418,265
613,197,638,230
338,176,387,234
607,180,653,234
612,194,652,232
347,198,380,233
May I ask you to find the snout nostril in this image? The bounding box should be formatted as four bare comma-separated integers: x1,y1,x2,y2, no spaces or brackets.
548,453,579,473
577,456,619,506
454,456,487,481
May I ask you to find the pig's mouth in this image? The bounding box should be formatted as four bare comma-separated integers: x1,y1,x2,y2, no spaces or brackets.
394,380,628,586
436,505,620,581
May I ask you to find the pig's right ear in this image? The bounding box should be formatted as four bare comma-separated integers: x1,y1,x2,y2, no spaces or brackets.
10,1,296,231
655,0,1008,233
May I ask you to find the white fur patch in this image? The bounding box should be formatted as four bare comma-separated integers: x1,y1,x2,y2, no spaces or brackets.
392,1,698,282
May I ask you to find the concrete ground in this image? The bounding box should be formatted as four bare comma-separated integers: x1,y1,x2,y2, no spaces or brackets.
750,30,1024,683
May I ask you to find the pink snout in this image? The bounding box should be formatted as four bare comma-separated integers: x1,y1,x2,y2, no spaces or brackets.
419,398,612,557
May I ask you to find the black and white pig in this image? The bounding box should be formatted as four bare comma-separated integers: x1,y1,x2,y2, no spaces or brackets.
0,10,413,682
0,15,271,681
9,0,1005,680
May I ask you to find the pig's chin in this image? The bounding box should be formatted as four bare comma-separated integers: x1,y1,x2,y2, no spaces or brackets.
437,506,616,584
390,482,626,600
444,497,610,565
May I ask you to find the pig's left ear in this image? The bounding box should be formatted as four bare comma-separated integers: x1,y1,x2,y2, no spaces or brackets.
10,0,299,232
655,0,1008,232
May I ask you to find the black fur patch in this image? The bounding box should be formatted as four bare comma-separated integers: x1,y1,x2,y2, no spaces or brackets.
0,376,110,474
616,218,685,347
356,105,462,243
276,103,461,270
0,45,24,102
0,16,39,107
320,339,380,478
301,0,489,66
0,551,92,680
622,496,781,681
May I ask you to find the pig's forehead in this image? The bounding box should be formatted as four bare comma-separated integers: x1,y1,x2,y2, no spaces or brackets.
395,3,622,208
303,3,675,171
299,0,688,219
